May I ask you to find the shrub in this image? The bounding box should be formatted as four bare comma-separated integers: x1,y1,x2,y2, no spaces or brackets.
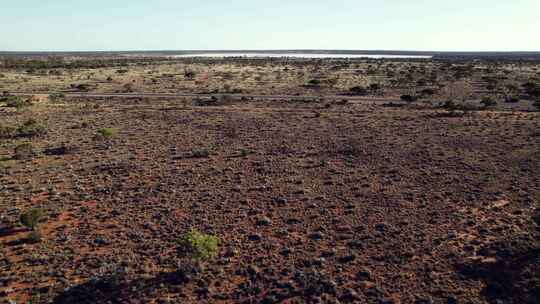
340,137,363,157
14,143,37,160
349,86,368,96
523,82,540,98
505,96,520,103
481,97,497,108
239,148,250,157
307,79,321,87
421,88,436,96
0,124,16,139
27,231,42,244
3,96,32,109
72,83,91,92
20,209,44,231
179,229,220,261
123,83,134,92
400,95,418,103
191,147,211,158
17,119,47,138
369,83,381,91
184,70,196,80
49,92,65,102
96,128,117,139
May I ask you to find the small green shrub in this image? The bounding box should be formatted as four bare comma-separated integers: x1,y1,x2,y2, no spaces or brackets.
481,97,497,108
3,96,32,109
49,92,65,102
0,124,16,139
349,86,368,96
97,128,117,139
239,148,250,157
307,79,321,87
400,94,418,103
27,231,42,244
14,143,37,160
180,229,220,261
17,119,47,138
184,70,196,80
20,209,44,231
191,147,211,158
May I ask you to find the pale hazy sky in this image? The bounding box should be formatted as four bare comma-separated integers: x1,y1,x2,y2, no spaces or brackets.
1,0,539,52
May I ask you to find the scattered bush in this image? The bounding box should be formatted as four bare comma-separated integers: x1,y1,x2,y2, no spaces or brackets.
348,86,368,96
49,92,65,102
17,119,47,138
340,137,363,157
239,148,250,157
179,229,220,261
523,82,540,98
0,124,16,139
369,83,381,92
20,208,44,231
14,143,37,160
2,96,32,109
307,79,321,87
421,88,436,96
481,97,497,108
505,96,520,103
96,128,117,139
72,83,91,92
400,94,418,103
123,83,134,92
191,147,211,158
184,70,196,80
27,231,42,244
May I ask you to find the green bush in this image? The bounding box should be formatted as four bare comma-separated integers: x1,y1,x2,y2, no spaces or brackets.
401,95,418,103
27,231,42,244
17,119,47,138
191,147,211,158
97,128,117,139
14,143,37,160
20,209,44,231
49,92,65,102
307,79,321,87
72,83,91,92
239,148,250,157
184,70,196,80
180,229,220,261
2,96,32,109
349,86,368,96
0,124,16,139
481,97,497,108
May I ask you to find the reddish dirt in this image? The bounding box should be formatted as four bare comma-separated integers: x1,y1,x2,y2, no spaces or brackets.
1,96,539,303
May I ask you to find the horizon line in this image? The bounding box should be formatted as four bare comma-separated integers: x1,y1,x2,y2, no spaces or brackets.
1,49,540,54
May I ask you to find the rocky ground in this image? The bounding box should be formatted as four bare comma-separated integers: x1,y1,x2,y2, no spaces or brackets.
1,96,539,303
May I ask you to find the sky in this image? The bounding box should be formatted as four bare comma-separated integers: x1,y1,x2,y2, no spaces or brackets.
1,0,539,52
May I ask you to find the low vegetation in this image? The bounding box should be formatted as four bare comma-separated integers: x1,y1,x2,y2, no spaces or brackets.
14,143,37,160
20,209,45,243
179,229,220,261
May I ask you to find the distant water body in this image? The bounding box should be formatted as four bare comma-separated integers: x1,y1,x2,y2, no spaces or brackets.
172,53,432,59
